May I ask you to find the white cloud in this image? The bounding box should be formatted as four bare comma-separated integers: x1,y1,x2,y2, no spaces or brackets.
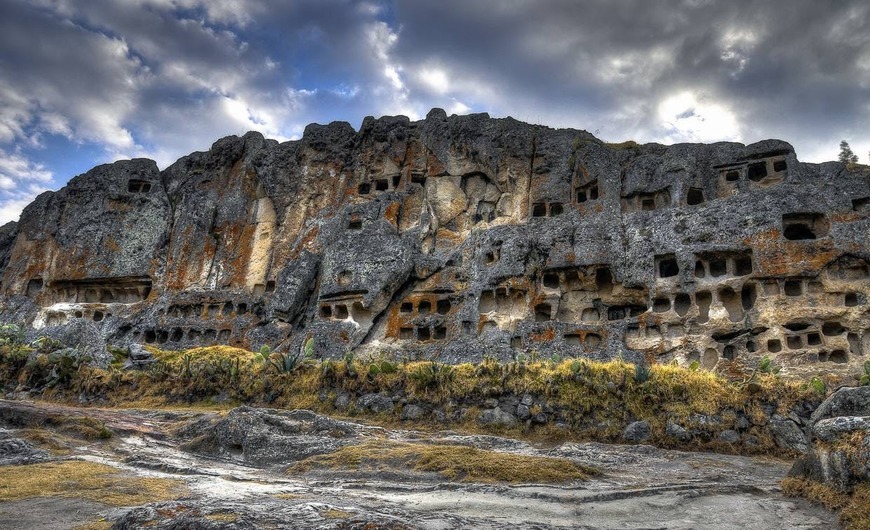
657,91,741,143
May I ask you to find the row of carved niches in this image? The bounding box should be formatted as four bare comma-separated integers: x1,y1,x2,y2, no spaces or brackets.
27,277,152,304
162,301,253,319
118,325,232,346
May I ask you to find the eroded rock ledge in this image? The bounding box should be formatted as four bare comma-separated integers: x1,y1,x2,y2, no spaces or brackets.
0,109,866,378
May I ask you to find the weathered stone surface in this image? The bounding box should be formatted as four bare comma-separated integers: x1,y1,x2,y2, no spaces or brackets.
769,415,809,453
809,385,870,426
478,407,517,427
623,420,651,443
357,393,395,414
0,110,864,378
812,416,870,442
178,406,380,466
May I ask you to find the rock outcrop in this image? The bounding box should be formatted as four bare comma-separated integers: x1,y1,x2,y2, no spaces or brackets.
0,109,867,376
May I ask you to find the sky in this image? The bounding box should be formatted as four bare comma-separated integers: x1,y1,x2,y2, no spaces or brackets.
0,0,868,224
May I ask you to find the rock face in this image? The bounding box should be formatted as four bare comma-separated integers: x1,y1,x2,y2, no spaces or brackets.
0,109,867,374
789,386,870,492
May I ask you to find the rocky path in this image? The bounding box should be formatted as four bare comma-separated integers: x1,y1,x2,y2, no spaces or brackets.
0,399,838,529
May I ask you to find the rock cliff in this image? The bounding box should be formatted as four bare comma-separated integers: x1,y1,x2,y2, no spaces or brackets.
0,109,867,375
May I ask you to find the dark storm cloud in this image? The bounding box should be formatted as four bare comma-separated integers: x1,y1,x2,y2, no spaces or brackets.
0,0,867,222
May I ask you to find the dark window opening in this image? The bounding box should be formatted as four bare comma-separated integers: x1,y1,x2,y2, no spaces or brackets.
392,175,401,188
589,185,599,200
217,329,230,342
747,162,768,181
549,202,564,216
144,330,156,343
641,198,655,211
334,304,348,319
485,251,497,264
534,303,552,322
532,203,547,217
783,223,816,240
787,335,803,349
734,256,753,276
265,281,276,293
157,330,169,344
417,300,431,314
375,179,389,192
436,299,451,315
695,260,706,278
829,350,848,363
725,170,739,182
585,333,602,348
853,197,869,212
653,298,671,313
348,220,362,230
170,328,184,342
433,326,447,340
723,346,736,360
236,303,248,315
128,179,152,193
784,280,803,296
320,305,332,318
687,187,704,206
596,267,613,294
822,322,845,336
773,160,787,172
709,259,727,277
576,190,587,203
511,336,523,348
782,213,828,240
767,339,782,353
746,340,758,353
543,273,560,289
674,293,691,317
26,278,44,297
657,255,679,278
357,183,371,195
845,293,859,307
807,333,822,346
400,302,413,313
417,327,431,341
223,302,233,316
410,173,426,186
93,311,104,322
203,329,216,341
784,322,810,332
399,327,414,339
696,291,712,323
741,283,757,310
564,333,581,346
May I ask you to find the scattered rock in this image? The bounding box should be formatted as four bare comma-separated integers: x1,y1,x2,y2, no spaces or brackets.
717,430,740,444
357,393,395,414
768,415,809,453
622,421,651,443
400,405,424,421
812,416,870,442
666,421,691,442
478,408,517,427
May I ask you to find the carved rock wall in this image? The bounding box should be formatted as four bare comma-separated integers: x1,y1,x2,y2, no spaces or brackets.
0,109,867,375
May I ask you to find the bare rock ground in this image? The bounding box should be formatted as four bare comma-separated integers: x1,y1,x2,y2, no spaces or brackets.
0,399,839,529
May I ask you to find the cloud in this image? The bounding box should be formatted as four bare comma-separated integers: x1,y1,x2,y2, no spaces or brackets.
0,0,868,227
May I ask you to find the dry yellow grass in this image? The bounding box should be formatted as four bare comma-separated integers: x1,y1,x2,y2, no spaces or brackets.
782,478,870,530
0,460,187,506
292,440,597,483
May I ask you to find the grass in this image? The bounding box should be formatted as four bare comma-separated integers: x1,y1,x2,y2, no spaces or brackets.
72,522,112,530
1,343,824,455
291,440,597,483
0,460,187,506
783,478,870,530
